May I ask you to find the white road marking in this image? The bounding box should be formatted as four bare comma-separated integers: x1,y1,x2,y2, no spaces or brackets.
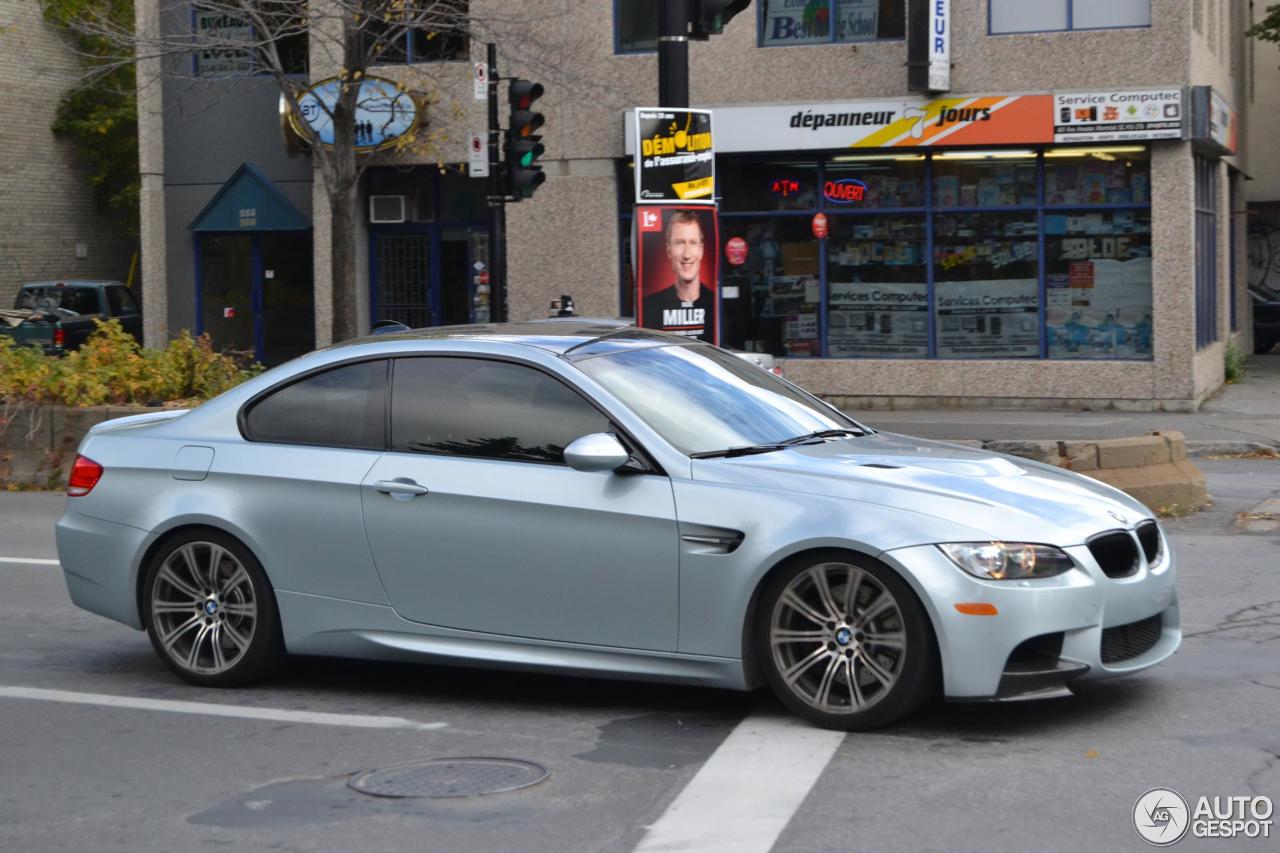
0,686,447,730
633,714,844,853
0,557,60,566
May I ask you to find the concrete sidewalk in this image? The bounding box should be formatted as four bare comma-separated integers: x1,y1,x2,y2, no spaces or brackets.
855,354,1280,454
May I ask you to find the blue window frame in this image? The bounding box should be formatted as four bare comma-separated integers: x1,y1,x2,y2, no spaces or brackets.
676,146,1155,361
615,0,659,53
1195,155,1220,349
759,0,906,47
989,0,1150,35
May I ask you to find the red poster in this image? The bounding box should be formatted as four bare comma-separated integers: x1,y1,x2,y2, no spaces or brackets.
635,205,719,344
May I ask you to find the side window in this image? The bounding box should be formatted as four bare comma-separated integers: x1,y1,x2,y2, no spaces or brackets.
244,360,388,449
105,286,124,317
391,358,612,464
116,285,141,315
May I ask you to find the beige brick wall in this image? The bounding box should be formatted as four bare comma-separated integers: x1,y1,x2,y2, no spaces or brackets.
0,1,134,309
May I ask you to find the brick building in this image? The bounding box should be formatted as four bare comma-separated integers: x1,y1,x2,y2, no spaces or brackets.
0,1,134,308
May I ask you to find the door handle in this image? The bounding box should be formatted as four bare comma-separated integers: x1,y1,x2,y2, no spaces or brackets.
374,478,430,497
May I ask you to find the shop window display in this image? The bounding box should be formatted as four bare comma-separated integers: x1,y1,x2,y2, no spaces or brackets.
719,217,822,357
826,215,927,357
933,212,1041,358
719,160,821,213
1044,148,1149,206
933,152,1038,208
1045,210,1153,358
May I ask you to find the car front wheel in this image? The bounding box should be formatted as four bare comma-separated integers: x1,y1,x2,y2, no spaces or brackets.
756,553,937,730
143,530,283,687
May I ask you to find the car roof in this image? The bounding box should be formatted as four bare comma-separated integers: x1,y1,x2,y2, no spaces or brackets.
21,280,123,288
330,319,700,358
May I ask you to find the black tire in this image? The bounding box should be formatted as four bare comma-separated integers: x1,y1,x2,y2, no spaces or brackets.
754,551,938,731
142,528,284,687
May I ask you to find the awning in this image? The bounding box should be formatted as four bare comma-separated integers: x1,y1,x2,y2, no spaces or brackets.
188,162,309,232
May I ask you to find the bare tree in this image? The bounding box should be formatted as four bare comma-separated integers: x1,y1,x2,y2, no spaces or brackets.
43,0,613,343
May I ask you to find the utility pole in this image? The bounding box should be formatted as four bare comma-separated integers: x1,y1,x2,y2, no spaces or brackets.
486,41,507,323
658,0,689,108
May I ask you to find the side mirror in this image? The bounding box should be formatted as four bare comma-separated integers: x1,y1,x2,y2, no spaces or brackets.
564,433,630,473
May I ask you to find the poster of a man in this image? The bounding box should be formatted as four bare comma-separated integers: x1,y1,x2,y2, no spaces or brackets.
637,207,719,344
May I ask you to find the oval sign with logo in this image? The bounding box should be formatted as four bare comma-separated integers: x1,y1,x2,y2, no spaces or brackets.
812,213,829,240
289,76,421,151
823,178,866,205
725,236,748,266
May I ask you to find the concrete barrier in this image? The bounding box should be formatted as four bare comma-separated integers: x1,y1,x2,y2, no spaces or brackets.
1,405,157,489
984,430,1207,515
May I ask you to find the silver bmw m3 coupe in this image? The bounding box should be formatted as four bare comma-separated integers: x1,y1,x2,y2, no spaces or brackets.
56,322,1179,730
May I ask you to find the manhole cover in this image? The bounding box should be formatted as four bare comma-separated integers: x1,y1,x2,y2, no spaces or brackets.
348,757,549,799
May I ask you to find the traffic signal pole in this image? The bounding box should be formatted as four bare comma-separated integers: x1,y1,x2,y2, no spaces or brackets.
658,0,689,108
487,41,507,323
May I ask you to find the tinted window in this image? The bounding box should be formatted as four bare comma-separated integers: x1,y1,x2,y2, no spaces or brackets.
391,358,611,464
105,286,139,316
245,360,387,449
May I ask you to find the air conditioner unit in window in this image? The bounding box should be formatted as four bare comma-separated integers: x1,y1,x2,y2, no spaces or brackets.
369,195,406,224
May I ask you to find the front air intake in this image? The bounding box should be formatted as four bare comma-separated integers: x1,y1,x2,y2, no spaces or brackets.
1087,530,1140,578
1101,614,1163,664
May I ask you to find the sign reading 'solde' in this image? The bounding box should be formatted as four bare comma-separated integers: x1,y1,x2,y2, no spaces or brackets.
633,108,715,205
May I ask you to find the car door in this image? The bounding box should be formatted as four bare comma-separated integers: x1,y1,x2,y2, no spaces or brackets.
361,355,680,652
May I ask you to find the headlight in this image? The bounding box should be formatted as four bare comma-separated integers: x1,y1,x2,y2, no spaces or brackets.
938,542,1075,581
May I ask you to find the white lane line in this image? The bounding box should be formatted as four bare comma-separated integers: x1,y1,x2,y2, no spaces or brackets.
634,714,844,853
0,557,60,566
0,686,446,731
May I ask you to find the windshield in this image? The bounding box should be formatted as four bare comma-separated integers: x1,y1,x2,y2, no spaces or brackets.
574,344,861,456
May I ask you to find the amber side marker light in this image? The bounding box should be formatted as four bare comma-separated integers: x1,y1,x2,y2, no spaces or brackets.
954,602,999,616
67,455,103,496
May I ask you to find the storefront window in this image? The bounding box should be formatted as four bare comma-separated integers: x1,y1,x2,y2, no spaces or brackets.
932,151,1038,208
1044,147,1149,205
826,215,927,357
1045,209,1153,358
933,212,1041,358
719,159,821,212
719,217,821,357
822,156,924,209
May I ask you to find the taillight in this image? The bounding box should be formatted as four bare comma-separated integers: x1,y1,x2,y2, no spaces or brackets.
54,326,65,348
67,455,103,496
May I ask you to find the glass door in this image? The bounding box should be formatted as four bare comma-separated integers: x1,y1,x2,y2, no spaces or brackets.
199,235,255,353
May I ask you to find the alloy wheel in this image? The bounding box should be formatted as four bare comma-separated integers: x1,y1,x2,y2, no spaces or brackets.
149,541,258,676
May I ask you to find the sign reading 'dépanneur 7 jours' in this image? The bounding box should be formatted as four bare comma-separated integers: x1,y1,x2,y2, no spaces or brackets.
633,108,715,205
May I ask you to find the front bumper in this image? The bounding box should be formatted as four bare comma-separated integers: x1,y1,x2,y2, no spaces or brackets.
883,532,1180,699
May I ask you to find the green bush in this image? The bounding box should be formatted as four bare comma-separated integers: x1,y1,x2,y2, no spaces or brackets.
1225,340,1249,385
0,319,260,407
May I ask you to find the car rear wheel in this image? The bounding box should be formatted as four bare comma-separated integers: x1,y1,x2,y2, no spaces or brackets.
756,553,937,730
143,530,283,687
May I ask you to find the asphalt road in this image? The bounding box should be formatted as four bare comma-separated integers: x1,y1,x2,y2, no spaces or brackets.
1,459,1278,852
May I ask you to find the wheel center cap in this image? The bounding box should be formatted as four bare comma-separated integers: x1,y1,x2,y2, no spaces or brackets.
834,627,853,646
203,598,219,616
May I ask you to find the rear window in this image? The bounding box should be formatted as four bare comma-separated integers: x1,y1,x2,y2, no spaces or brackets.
244,360,388,450
17,286,101,316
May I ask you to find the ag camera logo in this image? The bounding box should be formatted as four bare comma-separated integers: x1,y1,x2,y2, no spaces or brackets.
1134,788,1190,846
1133,789,1274,845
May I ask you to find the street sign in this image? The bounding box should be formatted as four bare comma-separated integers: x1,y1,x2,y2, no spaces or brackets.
469,134,489,177
473,62,488,100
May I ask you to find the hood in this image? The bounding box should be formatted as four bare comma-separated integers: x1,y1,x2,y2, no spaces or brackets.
690,432,1151,546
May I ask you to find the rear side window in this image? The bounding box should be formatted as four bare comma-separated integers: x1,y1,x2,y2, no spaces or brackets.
391,357,611,464
245,360,388,449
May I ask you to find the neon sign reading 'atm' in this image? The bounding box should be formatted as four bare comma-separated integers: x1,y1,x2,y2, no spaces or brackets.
824,178,866,204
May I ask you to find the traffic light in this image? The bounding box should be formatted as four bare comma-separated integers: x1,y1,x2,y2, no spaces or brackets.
690,0,751,39
505,78,546,200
